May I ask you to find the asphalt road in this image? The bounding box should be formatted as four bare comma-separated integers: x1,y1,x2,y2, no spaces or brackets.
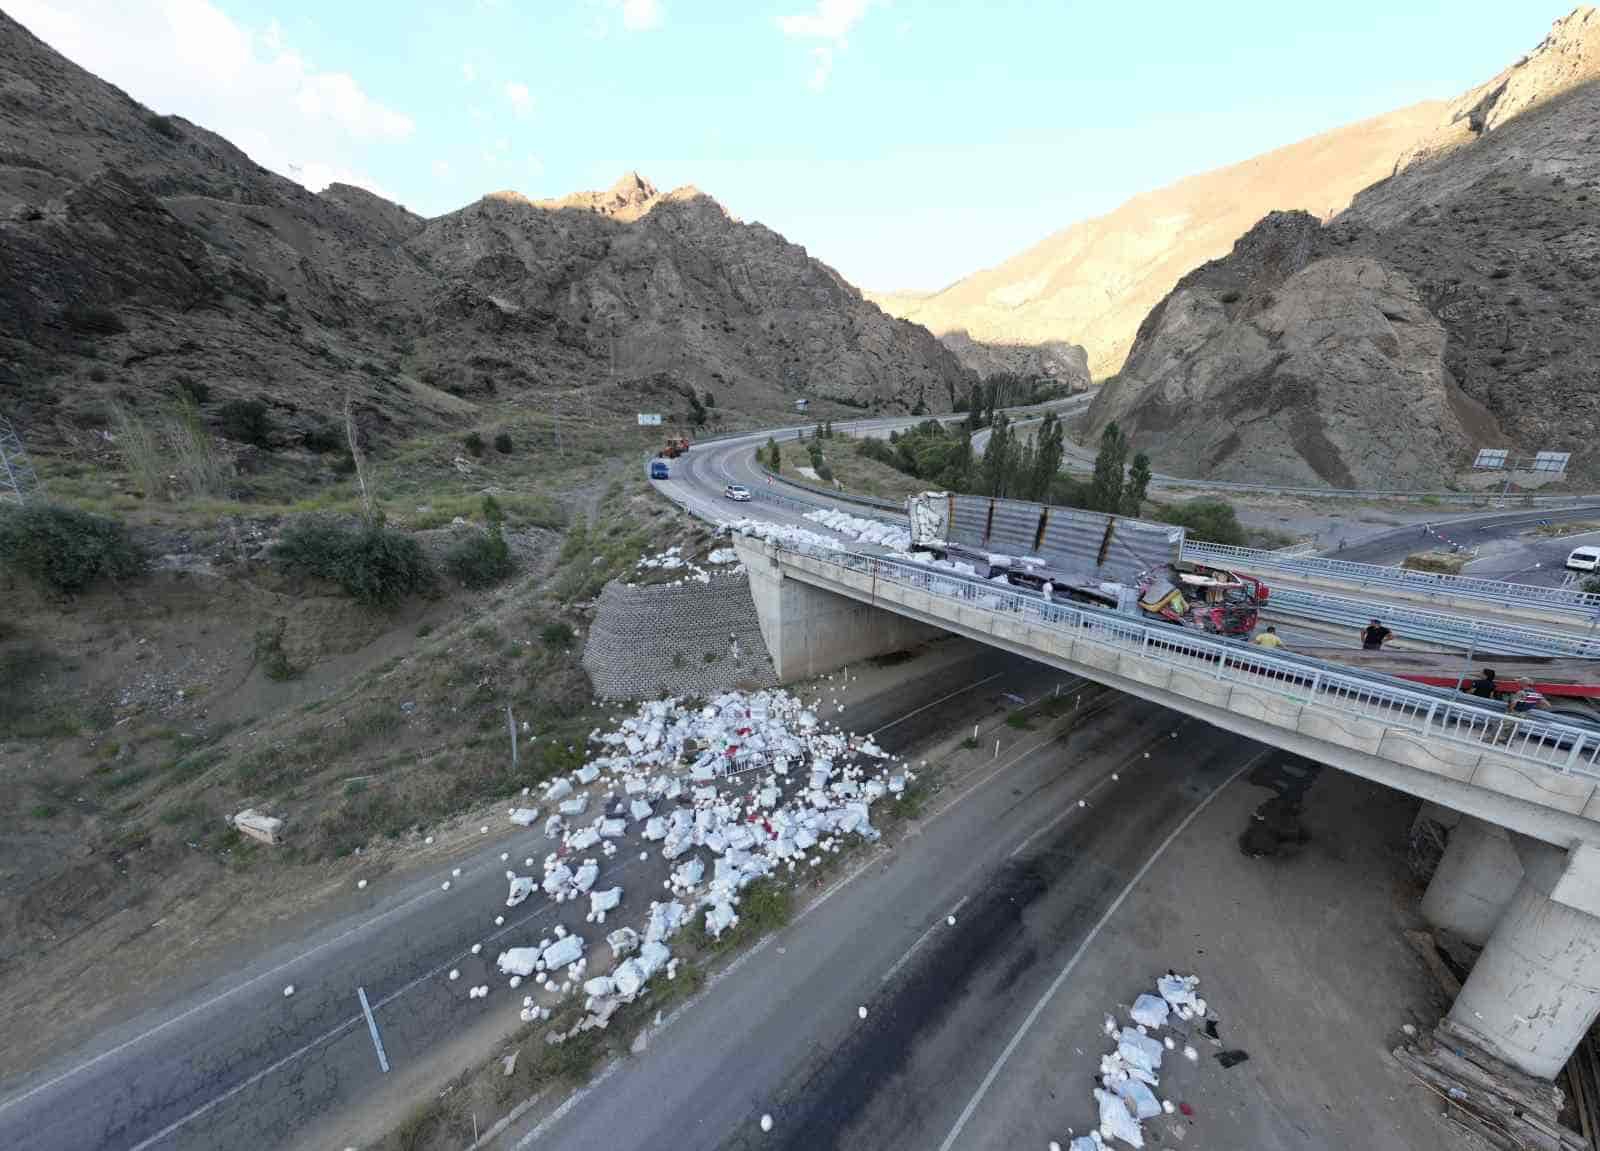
505,697,1264,1151
1329,504,1600,586
0,645,1043,1151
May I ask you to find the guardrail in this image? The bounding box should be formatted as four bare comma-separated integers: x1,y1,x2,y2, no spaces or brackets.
1185,540,1600,613
1267,587,1600,658
759,539,1600,779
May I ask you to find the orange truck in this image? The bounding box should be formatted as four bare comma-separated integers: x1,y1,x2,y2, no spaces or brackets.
661,436,691,459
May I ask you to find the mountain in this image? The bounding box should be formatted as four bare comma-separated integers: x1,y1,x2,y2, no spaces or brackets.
869,103,1447,380
0,11,969,459
1088,8,1600,488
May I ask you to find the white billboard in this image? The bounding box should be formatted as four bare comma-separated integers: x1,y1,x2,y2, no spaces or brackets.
1532,451,1571,474
636,413,662,426
1472,448,1508,470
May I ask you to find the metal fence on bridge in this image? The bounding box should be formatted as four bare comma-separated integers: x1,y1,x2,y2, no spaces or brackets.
762,540,1600,780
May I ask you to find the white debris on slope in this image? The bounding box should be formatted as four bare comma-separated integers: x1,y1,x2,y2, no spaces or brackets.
490,688,910,1042
633,546,712,587
803,508,911,551
728,519,842,552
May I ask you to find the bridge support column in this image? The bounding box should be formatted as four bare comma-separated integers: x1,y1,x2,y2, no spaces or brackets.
1447,841,1600,1078
1420,817,1523,946
735,538,943,682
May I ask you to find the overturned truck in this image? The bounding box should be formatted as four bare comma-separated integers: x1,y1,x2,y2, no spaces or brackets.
904,492,1267,635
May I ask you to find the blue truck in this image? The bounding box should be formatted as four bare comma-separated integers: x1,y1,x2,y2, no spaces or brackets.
648,458,670,480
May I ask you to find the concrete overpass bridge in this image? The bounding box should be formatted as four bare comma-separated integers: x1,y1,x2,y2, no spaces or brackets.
733,534,1600,1080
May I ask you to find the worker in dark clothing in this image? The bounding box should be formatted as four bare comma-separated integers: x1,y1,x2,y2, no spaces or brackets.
1468,668,1498,699
1361,619,1392,650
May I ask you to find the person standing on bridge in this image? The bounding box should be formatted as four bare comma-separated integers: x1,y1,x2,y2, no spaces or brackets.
1041,580,1054,606
1468,668,1499,699
1361,618,1393,651
1253,625,1283,649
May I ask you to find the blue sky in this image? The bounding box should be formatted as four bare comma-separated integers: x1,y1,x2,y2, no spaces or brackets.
10,1,1581,290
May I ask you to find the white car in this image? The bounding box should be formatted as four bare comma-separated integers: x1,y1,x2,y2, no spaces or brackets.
724,484,752,502
1566,546,1600,572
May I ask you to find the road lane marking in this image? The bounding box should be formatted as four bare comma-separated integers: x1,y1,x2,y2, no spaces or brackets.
867,672,1007,736
881,896,968,985
358,987,390,1074
935,749,1268,1151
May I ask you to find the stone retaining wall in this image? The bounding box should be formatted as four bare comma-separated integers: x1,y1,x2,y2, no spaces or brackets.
582,573,777,701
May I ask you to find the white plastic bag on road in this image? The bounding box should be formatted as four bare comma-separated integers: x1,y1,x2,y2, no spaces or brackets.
1129,993,1170,1030
590,886,622,914
1094,1087,1144,1148
1118,1028,1164,1074
1157,973,1199,1011
544,778,573,802
506,875,535,907
542,933,585,972
1114,1077,1162,1120
497,947,541,977
508,807,540,827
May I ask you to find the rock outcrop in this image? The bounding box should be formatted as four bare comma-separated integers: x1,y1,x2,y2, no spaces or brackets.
1092,51,1600,487
0,11,968,451
935,330,1091,390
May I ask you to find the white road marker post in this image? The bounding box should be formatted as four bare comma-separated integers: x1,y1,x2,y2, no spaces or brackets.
507,706,518,771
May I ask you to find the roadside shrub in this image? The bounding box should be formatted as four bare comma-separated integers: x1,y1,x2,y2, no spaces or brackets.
1148,498,1247,547
541,621,575,647
218,398,274,448
0,504,145,593
463,431,485,457
63,303,125,335
145,113,183,140
274,516,435,607
446,530,514,588
494,431,514,454
302,423,343,453
253,618,298,681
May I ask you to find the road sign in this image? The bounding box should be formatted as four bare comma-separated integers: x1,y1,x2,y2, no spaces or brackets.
637,413,662,426
1473,448,1508,470
1532,451,1571,474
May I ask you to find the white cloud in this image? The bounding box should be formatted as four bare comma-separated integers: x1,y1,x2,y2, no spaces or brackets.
504,81,533,115
778,0,870,89
779,0,869,42
7,0,412,197
620,0,663,31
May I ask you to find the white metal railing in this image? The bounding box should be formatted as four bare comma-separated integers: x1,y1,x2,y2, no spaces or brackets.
761,540,1600,781
1267,587,1600,658
1185,540,1600,613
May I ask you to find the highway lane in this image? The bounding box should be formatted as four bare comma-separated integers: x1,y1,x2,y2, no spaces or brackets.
505,695,1263,1151
0,643,1039,1151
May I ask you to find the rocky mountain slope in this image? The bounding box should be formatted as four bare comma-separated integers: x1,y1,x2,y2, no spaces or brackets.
0,11,967,460
869,102,1446,380
1089,10,1600,488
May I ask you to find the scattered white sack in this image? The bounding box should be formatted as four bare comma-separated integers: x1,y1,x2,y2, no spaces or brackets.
1094,1087,1144,1148
568,827,602,852
542,933,586,972
496,948,541,977
471,943,482,956
673,857,705,889
509,808,540,827
449,969,460,981
607,927,640,958
599,818,627,839
576,764,601,785
559,796,589,817
1114,1077,1162,1120
630,798,654,823
544,815,564,838
441,881,451,891
572,861,600,894
1118,1028,1164,1074
544,778,573,802
1161,1100,1175,1115
282,985,295,997
1070,1139,1099,1151
1163,1036,1175,1051
495,915,505,926
704,901,738,939
642,817,668,842
857,1005,868,1020
357,879,368,890
646,901,687,944
451,867,462,878
613,958,647,997
1129,994,1169,1030
542,865,573,896
1183,1045,1198,1063
590,887,623,915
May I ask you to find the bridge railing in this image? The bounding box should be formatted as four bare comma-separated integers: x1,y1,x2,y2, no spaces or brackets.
764,540,1600,779
1183,540,1600,613
1267,586,1600,658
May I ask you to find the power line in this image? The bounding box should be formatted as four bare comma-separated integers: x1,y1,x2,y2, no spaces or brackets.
0,414,42,505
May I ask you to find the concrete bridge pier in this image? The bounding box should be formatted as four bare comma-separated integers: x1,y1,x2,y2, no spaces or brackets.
1420,816,1524,946
739,539,942,681
1446,841,1600,1078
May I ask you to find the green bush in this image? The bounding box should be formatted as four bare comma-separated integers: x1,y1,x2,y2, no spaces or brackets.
445,529,514,589
463,431,485,457
541,621,575,647
274,517,436,607
494,431,514,454
1148,498,1248,547
218,399,274,448
0,504,145,592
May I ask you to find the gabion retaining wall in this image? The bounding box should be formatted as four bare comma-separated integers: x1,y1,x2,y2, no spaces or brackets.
582,573,778,701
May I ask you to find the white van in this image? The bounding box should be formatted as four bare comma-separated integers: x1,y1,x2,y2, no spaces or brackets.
1566,546,1600,572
